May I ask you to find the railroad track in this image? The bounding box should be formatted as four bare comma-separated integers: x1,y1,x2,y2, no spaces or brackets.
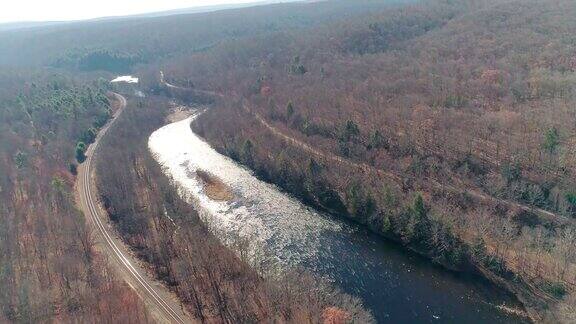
77,92,190,324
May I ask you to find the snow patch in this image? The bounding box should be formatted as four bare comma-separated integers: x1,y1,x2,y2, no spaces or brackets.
111,75,139,83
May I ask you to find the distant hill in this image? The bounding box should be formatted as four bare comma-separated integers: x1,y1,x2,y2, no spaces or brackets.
0,0,309,32
0,21,66,32
125,0,311,18
0,0,408,68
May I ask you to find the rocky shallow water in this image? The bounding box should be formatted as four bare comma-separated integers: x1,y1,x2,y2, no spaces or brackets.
148,114,527,323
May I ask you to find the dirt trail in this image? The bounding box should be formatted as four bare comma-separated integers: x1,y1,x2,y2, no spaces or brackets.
159,70,570,225
242,102,570,226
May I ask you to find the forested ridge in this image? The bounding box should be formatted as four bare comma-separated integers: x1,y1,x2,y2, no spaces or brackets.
0,71,150,321
0,1,406,322
151,0,576,321
2,0,576,322
0,0,411,70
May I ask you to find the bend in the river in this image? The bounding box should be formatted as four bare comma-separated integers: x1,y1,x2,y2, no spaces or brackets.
149,113,527,323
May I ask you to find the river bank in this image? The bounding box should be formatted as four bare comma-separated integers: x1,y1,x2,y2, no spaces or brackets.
149,112,529,323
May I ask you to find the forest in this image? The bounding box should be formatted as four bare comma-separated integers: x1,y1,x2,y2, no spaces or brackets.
0,71,150,321
0,1,402,322
157,0,576,321
0,0,410,69
95,95,372,323
2,0,576,322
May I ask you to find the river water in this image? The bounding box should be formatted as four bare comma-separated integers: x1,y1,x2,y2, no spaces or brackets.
148,115,527,323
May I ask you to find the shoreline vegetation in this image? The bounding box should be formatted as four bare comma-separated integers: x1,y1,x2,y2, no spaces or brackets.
171,1,576,320
1,0,575,322
189,107,535,322
95,96,374,323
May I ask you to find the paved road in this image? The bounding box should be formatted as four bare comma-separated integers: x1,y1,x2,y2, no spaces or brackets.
76,92,191,324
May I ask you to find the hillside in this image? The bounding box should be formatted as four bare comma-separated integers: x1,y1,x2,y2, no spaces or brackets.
155,0,576,321
0,0,410,69
0,1,405,322
2,0,576,322
0,70,152,321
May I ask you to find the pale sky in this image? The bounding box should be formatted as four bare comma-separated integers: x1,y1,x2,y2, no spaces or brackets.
0,0,264,23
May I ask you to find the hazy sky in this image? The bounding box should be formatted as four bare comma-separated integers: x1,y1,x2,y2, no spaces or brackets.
0,0,263,23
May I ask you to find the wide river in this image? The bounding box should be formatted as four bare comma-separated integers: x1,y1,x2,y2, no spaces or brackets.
149,114,527,323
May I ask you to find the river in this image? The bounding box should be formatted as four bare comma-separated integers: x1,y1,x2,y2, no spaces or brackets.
148,114,527,323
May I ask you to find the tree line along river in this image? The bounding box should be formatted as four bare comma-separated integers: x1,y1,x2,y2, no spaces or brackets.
148,113,527,323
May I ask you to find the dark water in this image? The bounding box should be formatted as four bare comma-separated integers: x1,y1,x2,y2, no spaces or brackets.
150,118,528,323
307,212,526,323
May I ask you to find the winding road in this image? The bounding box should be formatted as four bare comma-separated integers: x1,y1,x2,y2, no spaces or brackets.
76,92,192,324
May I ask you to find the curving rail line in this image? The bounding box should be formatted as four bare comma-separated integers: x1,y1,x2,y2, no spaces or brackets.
77,93,190,324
